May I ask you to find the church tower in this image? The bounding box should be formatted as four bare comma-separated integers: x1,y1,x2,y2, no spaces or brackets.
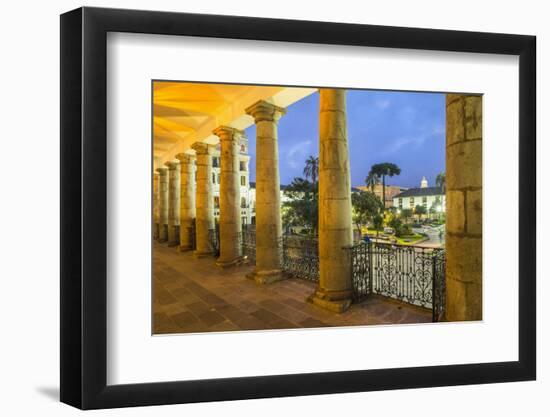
420,176,428,188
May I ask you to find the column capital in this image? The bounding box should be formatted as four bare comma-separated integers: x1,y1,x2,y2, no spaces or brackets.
164,160,180,170
191,142,212,155
245,100,286,123
175,153,196,164
213,125,244,141
156,166,168,175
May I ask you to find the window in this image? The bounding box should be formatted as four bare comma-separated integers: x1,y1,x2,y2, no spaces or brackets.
240,161,246,171
409,197,414,208
212,157,219,168
214,196,220,208
422,196,428,207
241,197,247,208
240,144,246,153
217,173,220,184
398,198,403,209
212,173,216,184
241,176,246,186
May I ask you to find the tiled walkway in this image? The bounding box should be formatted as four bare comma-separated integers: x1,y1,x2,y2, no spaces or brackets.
153,242,431,334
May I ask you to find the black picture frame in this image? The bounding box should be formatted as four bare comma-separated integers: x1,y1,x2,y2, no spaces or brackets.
60,6,536,410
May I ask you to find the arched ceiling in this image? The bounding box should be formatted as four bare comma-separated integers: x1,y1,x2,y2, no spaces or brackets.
153,81,316,167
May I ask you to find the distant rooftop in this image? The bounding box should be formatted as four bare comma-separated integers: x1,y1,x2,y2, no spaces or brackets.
249,182,289,191
394,186,444,198
249,182,359,193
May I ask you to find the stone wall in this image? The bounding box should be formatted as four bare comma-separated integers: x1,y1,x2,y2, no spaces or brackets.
445,94,482,321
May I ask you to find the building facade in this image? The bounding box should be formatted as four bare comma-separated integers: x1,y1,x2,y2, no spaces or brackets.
392,176,446,214
356,184,407,208
210,136,253,225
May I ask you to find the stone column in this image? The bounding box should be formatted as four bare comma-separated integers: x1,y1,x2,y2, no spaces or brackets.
175,153,196,251
309,89,353,313
245,100,286,283
213,126,242,267
445,94,483,321
156,167,169,242
192,142,215,257
153,171,160,240
165,161,181,247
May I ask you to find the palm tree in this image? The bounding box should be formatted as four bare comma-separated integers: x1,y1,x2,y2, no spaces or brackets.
365,171,380,192
303,156,319,185
369,162,401,211
436,172,446,193
303,156,319,236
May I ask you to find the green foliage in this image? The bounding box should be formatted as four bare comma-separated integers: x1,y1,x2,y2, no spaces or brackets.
303,156,319,185
367,162,401,211
351,191,383,232
400,208,413,222
282,176,318,235
414,204,427,220
436,171,446,192
388,216,403,236
365,171,380,192
372,214,384,232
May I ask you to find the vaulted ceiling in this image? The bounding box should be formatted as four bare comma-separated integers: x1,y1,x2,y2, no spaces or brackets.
153,81,316,167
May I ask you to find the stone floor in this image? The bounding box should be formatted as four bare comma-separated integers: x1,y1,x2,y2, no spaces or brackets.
153,242,431,334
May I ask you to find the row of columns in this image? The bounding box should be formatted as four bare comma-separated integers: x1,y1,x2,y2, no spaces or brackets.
154,91,354,312
155,90,482,321
154,99,293,283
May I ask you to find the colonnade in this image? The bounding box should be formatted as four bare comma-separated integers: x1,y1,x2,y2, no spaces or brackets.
154,89,480,318
153,89,354,310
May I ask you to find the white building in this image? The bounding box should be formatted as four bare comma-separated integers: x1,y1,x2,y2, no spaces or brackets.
392,176,446,214
247,183,292,225
210,136,253,225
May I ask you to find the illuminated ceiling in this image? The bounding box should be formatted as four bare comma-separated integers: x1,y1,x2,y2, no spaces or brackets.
153,81,316,166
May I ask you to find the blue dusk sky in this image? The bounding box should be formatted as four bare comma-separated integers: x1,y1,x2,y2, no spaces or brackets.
245,90,446,189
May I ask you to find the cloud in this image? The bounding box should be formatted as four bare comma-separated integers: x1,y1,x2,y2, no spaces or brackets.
383,123,445,154
285,139,313,169
398,106,417,125
375,99,391,110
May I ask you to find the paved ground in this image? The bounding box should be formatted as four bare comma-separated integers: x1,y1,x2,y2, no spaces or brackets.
153,242,431,334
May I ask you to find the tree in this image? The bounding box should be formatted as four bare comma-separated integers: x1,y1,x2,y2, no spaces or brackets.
436,172,446,193
368,162,401,211
282,177,318,234
414,204,427,221
372,215,384,239
351,191,383,235
400,208,413,224
302,155,319,232
388,216,404,237
303,156,319,186
365,171,380,192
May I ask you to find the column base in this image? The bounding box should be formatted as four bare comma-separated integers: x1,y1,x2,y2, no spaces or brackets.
246,269,286,284
167,240,179,248
215,257,244,268
157,237,168,243
194,250,213,258
178,245,194,252
307,288,352,313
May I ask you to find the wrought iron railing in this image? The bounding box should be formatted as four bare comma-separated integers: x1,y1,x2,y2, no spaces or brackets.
208,226,220,257
186,219,196,251
282,234,319,282
223,225,446,321
347,242,372,301
432,248,446,322
345,242,446,321
241,225,256,264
